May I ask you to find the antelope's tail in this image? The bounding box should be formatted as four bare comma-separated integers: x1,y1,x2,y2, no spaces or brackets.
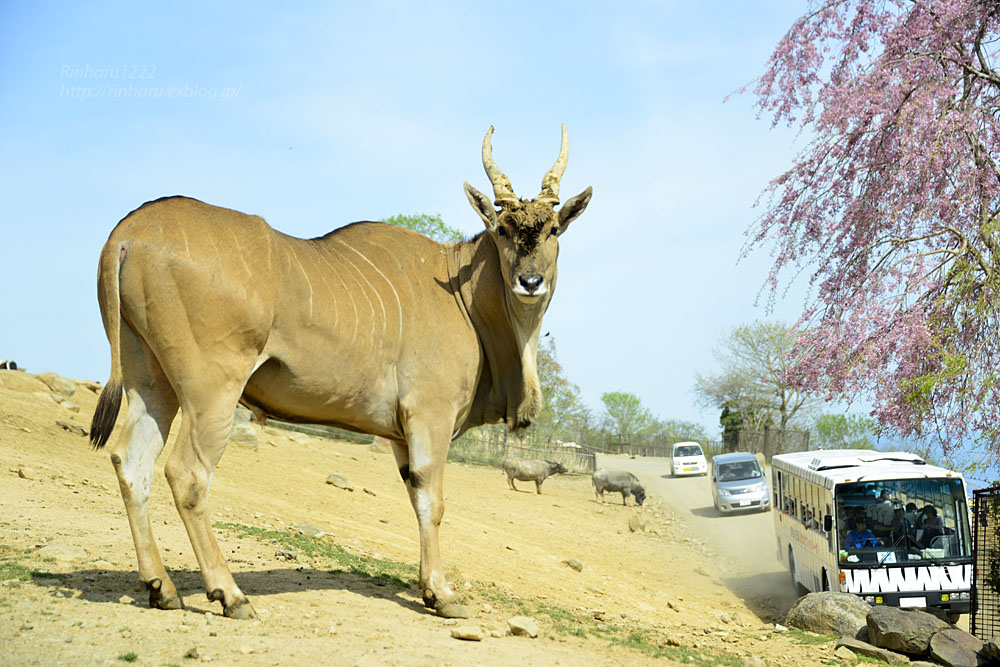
89,241,126,450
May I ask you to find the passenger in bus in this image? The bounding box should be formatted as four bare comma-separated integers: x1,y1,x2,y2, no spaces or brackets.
844,517,881,549
845,506,866,531
868,490,896,530
888,507,915,544
903,502,920,528
918,506,945,546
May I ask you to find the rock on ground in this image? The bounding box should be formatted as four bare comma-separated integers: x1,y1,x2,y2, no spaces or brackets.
833,646,858,663
508,616,540,638
450,626,485,641
37,372,77,397
867,606,950,655
785,592,871,638
928,628,985,667
836,637,909,665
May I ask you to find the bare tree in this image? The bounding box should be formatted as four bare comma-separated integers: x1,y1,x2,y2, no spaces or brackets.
694,321,818,432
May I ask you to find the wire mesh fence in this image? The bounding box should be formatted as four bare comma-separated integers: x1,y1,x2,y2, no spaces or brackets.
448,433,596,474
972,487,1000,639
263,419,808,476
735,428,810,462
265,421,374,445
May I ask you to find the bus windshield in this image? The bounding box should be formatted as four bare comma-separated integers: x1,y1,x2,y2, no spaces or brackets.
835,477,970,563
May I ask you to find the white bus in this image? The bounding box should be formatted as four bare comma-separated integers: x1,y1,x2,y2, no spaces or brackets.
771,450,972,619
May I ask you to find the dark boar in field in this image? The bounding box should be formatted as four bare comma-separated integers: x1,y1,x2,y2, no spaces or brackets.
592,469,645,506
502,458,568,494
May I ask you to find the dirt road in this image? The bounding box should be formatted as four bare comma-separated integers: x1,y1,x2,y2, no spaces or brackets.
600,456,801,622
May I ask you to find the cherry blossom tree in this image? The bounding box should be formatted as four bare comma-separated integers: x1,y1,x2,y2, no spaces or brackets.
748,0,1000,464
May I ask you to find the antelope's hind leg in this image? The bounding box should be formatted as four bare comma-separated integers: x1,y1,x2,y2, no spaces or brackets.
109,324,182,609
163,367,258,619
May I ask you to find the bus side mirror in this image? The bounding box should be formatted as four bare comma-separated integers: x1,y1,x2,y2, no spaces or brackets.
824,514,833,532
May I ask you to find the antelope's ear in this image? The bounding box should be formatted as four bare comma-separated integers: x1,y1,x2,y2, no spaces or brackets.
464,181,498,231
556,186,592,234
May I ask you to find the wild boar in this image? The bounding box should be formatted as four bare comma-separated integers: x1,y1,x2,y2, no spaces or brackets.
502,458,568,494
592,469,645,506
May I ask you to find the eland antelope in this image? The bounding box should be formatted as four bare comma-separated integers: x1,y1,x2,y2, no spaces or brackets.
89,125,592,619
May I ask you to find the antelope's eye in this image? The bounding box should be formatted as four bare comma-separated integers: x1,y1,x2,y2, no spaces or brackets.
550,226,561,237
496,226,508,238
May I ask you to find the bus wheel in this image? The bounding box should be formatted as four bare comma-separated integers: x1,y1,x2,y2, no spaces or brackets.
947,613,961,624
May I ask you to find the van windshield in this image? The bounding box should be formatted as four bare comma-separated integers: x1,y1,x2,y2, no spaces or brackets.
717,461,761,482
674,446,702,457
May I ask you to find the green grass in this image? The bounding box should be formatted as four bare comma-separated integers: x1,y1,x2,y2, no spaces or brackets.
477,582,745,664
213,523,754,664
0,544,71,586
117,653,138,662
214,522,417,588
0,560,34,583
786,628,838,646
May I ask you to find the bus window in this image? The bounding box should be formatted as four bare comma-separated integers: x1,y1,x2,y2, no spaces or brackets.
835,479,971,559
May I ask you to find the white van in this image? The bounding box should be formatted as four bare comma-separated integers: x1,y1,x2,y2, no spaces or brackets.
671,441,707,476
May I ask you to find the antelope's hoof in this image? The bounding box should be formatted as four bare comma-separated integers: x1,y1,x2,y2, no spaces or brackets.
145,578,183,610
224,598,257,620
434,600,469,619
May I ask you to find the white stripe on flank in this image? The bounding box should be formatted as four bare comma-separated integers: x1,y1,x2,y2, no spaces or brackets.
339,241,401,345
336,242,381,350
291,252,314,319
327,251,361,347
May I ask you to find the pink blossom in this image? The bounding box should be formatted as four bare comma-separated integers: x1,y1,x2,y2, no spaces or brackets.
749,0,1000,465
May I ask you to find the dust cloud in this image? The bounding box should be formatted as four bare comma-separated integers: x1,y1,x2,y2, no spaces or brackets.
599,455,800,622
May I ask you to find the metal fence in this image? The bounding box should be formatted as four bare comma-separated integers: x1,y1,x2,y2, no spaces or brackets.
972,487,1000,639
587,436,723,459
266,421,374,445
735,428,810,462
447,434,596,474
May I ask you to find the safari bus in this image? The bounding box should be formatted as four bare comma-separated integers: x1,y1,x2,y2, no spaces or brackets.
771,450,973,620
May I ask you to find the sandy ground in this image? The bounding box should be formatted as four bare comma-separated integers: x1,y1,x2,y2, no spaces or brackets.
0,369,848,665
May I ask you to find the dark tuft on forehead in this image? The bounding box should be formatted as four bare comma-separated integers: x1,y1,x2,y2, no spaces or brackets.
500,200,555,253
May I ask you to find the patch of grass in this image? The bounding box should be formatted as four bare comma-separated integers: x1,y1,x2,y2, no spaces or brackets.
117,652,138,662
214,522,417,588
475,582,744,665
214,523,751,665
787,629,838,646
0,560,33,582
1,548,72,586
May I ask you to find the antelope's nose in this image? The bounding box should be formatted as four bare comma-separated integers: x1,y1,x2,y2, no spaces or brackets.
519,275,544,294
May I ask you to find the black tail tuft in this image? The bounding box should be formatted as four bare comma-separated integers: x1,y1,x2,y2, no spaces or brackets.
89,380,123,449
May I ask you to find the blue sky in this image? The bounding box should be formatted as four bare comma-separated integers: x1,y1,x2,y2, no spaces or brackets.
1,1,815,437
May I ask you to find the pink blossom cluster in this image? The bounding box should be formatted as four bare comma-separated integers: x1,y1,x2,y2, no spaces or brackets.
749,0,1000,463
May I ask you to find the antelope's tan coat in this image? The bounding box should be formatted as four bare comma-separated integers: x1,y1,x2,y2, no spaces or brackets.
90,126,591,619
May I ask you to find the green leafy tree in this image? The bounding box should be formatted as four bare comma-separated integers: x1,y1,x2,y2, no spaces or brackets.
523,336,591,446
600,391,656,443
649,418,709,444
381,213,463,243
694,321,818,433
811,414,877,451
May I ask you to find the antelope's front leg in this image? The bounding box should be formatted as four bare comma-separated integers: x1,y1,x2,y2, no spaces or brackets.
391,423,467,619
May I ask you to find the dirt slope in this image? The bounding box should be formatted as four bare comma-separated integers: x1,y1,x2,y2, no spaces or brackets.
0,370,838,665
